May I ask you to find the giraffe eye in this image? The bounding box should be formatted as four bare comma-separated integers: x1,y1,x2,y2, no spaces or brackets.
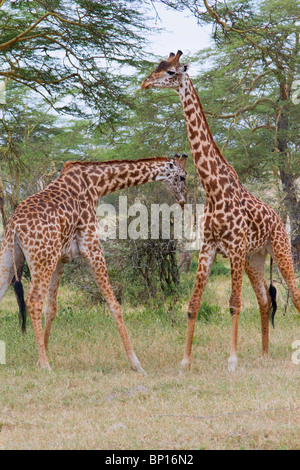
167,70,175,76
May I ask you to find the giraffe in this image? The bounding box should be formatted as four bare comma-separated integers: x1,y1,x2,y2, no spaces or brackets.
0,154,188,371
141,50,300,372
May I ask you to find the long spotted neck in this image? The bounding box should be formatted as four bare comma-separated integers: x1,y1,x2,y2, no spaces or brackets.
62,157,170,203
178,75,239,200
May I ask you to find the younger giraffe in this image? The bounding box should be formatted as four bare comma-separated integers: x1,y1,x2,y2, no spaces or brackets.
142,51,300,372
0,154,188,371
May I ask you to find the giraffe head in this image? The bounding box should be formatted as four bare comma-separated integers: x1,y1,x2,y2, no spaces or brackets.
159,153,188,208
141,51,188,91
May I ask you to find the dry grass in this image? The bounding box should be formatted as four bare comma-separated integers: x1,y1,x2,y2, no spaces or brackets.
0,263,299,450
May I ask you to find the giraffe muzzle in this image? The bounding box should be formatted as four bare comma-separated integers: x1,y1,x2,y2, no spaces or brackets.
141,79,152,90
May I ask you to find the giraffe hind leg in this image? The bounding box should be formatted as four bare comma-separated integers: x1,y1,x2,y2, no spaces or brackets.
268,228,300,313
26,252,62,370
245,251,271,357
43,260,65,349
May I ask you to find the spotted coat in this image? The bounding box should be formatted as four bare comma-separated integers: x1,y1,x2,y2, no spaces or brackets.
0,155,187,370
142,51,300,372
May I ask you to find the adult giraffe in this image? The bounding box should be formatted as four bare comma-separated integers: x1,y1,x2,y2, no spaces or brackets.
141,50,300,372
0,154,188,371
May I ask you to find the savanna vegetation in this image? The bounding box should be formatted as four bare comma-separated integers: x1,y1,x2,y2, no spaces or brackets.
0,257,299,449
0,0,299,450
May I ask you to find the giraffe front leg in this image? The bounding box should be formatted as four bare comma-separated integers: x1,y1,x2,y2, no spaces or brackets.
228,254,246,372
79,235,145,373
181,243,216,372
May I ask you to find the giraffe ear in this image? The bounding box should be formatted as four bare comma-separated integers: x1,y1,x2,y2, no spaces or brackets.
169,50,183,67
173,50,183,64
167,52,176,62
173,153,181,166
179,154,188,170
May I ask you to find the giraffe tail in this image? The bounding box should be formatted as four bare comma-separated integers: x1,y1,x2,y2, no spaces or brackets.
269,257,277,329
10,226,27,334
14,281,26,333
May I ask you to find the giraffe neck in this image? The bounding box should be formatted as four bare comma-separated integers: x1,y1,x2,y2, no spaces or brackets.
61,157,169,202
178,75,239,199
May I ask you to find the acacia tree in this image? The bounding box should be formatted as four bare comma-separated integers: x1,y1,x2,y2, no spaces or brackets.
0,0,148,123
0,84,111,224
159,0,300,268
0,0,151,227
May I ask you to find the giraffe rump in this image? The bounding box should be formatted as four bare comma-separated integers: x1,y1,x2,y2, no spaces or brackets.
13,280,27,334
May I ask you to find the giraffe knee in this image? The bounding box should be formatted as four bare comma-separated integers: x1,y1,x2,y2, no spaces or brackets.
229,295,241,314
26,295,35,311
255,285,272,313
187,311,197,320
229,306,240,316
109,302,123,321
26,291,44,315
187,302,198,320
188,296,201,319
44,305,57,323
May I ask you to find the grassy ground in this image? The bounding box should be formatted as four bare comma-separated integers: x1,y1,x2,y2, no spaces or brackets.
0,258,299,450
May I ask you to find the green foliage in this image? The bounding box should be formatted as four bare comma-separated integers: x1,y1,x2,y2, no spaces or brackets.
63,228,181,308
210,258,231,277
0,0,150,126
0,85,109,215
197,301,222,323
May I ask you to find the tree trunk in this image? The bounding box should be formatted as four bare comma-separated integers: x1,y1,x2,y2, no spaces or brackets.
280,168,300,270
277,83,300,270
0,176,8,229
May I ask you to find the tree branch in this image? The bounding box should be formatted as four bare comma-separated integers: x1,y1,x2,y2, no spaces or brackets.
203,0,267,51
0,12,53,51
206,97,275,120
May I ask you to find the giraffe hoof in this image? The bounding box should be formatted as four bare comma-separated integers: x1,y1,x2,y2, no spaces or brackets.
228,356,237,373
180,358,191,374
37,360,52,371
129,353,146,374
130,363,146,374
132,366,147,375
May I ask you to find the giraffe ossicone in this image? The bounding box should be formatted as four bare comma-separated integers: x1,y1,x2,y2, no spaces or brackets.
142,51,300,372
0,154,188,370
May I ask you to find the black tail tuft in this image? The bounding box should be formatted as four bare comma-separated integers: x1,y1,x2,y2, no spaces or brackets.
269,284,277,329
13,280,27,334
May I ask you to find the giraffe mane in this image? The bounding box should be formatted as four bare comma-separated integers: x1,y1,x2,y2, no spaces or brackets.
190,83,240,182
61,156,170,173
